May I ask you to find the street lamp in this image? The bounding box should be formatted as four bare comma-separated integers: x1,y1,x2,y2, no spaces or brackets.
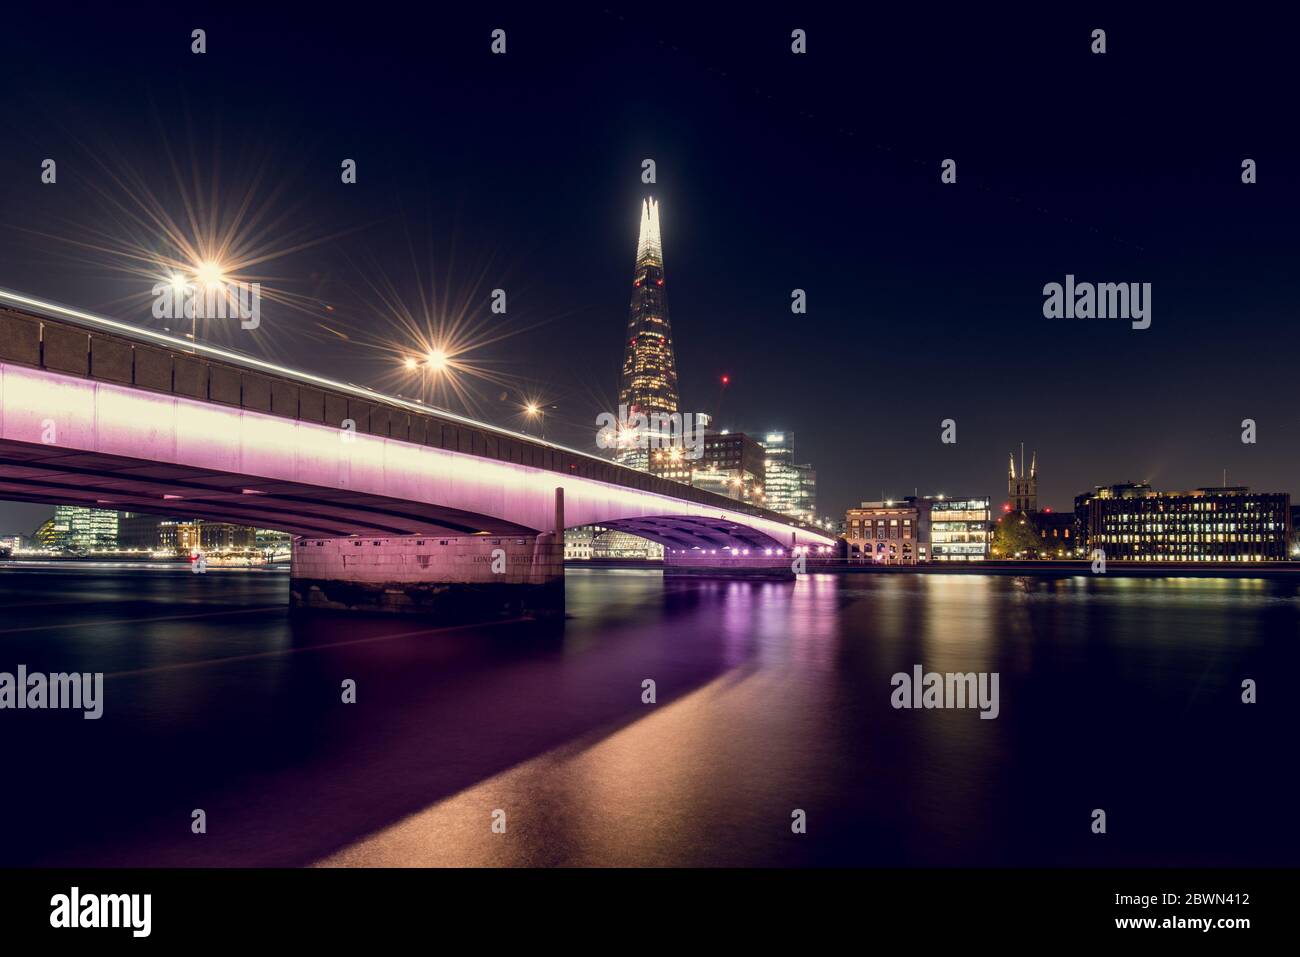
524,401,544,439
196,261,225,289
402,347,449,403
400,355,426,402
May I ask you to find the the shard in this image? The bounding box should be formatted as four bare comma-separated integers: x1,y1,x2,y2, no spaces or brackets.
616,198,680,469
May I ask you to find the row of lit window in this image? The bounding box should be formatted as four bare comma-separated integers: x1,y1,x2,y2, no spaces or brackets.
1100,502,1280,513
1096,534,1281,542
1118,554,1276,561
1099,525,1283,533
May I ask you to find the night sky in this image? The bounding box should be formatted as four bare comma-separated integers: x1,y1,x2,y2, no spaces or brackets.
2,6,1297,534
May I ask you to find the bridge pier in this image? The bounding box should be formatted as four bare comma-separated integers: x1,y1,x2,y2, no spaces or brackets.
661,548,796,581
291,488,566,621
290,533,565,620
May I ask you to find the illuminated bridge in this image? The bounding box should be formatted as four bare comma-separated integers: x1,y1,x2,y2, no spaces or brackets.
0,289,834,618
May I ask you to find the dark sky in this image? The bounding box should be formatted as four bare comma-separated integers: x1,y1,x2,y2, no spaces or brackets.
2,5,1297,534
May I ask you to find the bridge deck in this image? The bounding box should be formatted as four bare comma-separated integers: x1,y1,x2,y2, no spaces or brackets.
0,289,823,539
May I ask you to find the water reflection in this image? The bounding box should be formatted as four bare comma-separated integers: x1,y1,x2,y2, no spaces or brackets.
0,567,1296,867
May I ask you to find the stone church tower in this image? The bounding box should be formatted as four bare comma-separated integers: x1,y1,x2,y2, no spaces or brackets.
1008,444,1038,513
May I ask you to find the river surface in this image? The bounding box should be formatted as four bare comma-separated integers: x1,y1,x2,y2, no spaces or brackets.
0,565,1295,867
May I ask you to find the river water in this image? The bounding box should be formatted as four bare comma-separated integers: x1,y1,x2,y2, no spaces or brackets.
0,565,1295,867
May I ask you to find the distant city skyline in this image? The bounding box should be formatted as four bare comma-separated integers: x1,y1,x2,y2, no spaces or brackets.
15,506,284,552
6,453,1290,537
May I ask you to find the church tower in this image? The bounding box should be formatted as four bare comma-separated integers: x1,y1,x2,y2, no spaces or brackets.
1008,444,1038,513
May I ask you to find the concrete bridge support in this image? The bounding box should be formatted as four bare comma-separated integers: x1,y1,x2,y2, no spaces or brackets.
290,490,566,621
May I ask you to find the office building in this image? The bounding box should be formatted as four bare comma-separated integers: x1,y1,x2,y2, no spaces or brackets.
796,464,818,521
118,512,165,549
52,505,118,550
159,520,200,554
846,498,930,564
564,525,595,560
1083,484,1291,562
199,523,257,550
33,516,67,548
649,430,767,505
694,431,766,504
929,496,992,561
760,432,817,521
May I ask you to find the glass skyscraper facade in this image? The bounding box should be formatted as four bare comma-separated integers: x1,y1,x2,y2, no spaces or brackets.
795,463,817,521
51,505,119,550
759,432,816,521
761,433,799,514
617,198,679,471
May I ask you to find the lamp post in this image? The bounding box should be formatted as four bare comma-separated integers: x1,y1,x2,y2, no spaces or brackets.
402,355,423,402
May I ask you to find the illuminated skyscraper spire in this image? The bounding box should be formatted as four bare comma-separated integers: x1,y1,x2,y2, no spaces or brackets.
617,198,679,468
636,197,663,267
